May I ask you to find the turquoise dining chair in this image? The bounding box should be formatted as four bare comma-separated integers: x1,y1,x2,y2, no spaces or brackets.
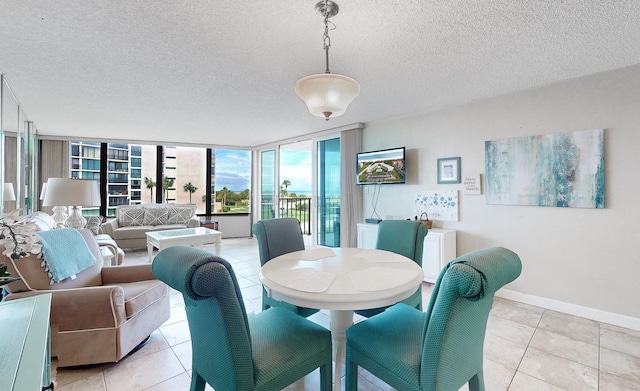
152,246,332,391
252,218,319,317
345,247,522,391
355,219,428,318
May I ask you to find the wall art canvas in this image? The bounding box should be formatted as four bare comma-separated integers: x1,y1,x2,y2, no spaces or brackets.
414,190,459,221
485,128,604,208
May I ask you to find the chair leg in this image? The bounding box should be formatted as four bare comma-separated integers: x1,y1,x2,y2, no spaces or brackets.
345,360,358,391
190,371,206,391
320,362,333,391
468,372,485,391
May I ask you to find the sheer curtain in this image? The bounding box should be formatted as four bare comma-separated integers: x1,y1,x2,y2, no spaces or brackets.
340,125,363,247
38,139,70,212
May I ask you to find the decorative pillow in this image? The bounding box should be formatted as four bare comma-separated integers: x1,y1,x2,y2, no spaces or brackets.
85,215,103,235
167,207,193,225
143,207,169,225
118,208,145,227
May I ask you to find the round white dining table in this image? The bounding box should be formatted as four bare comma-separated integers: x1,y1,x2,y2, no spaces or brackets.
259,247,424,391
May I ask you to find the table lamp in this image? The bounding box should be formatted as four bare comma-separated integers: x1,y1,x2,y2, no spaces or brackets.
42,178,100,229
3,183,16,201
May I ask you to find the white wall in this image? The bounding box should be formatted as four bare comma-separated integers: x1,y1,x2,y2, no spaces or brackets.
362,64,640,325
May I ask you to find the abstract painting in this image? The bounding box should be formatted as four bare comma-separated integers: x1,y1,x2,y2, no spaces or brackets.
414,190,459,221
485,129,604,208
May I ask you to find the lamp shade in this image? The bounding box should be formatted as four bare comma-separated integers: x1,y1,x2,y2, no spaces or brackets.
42,178,100,207
3,183,16,201
295,73,360,119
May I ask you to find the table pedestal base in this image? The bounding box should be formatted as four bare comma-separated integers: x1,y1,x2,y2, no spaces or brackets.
330,310,354,391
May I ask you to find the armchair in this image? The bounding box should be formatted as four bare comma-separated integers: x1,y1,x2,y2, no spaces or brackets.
252,218,319,317
152,246,332,391
355,219,427,318
345,247,522,391
2,228,170,367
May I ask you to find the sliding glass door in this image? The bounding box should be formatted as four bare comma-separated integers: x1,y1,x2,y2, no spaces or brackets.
316,137,340,247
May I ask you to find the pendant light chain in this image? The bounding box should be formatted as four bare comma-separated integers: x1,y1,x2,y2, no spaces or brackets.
322,1,335,74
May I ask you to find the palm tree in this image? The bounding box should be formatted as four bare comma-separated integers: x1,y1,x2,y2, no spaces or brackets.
217,187,231,210
162,177,175,203
282,179,291,193
144,177,156,203
183,182,198,203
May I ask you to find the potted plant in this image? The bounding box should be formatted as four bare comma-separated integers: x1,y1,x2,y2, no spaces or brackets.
0,210,41,286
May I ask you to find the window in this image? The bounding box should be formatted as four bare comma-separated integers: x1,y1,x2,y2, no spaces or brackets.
67,141,251,217
213,149,251,214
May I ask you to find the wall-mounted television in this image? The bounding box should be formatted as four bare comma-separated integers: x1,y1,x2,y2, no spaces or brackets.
356,147,406,185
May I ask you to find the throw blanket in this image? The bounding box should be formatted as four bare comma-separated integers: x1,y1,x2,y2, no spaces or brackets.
37,228,96,285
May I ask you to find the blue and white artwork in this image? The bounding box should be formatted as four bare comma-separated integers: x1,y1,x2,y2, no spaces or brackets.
485,129,604,208
414,190,459,221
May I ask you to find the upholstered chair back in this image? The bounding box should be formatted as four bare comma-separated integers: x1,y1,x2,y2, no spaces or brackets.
376,220,427,265
252,218,305,266
420,247,522,389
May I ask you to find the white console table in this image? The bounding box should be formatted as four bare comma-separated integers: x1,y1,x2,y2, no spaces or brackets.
356,223,457,282
0,293,53,390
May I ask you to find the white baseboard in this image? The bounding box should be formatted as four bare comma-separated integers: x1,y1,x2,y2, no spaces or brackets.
496,289,640,331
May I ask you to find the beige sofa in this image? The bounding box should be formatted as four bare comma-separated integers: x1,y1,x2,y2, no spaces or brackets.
3,226,170,367
101,203,199,249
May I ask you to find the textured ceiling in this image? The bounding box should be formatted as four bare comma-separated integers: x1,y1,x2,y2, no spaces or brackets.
1,1,639,148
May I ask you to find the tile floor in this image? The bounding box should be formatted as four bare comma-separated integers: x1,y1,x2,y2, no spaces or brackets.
52,238,640,390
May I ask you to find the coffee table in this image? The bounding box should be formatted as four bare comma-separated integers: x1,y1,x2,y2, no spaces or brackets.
146,227,222,262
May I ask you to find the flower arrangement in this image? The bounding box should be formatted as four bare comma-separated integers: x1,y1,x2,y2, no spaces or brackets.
0,210,42,286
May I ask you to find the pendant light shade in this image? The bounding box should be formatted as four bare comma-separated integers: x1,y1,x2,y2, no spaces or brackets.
295,1,359,120
295,73,360,119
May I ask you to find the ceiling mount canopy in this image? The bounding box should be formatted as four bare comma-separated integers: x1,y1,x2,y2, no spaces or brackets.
295,0,360,121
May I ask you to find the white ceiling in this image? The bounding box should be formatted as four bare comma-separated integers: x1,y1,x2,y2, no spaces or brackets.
1,1,639,148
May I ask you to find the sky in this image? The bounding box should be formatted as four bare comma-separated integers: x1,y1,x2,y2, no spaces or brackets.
280,149,312,194
215,149,251,191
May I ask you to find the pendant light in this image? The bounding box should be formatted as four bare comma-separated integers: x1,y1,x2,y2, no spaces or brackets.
295,1,360,120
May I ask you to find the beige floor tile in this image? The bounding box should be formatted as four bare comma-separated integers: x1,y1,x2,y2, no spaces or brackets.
484,333,528,369
145,373,192,391
486,315,536,345
600,347,640,383
529,328,599,368
601,322,640,358
103,348,184,390
54,363,109,388
159,319,192,346
491,298,545,328
518,347,598,390
508,371,565,390
171,340,193,370
483,358,516,391
55,372,106,391
537,310,600,345
599,371,640,390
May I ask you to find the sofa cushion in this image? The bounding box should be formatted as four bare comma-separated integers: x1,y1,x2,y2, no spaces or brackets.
116,280,169,318
118,208,145,227
112,225,154,240
143,207,169,225
167,207,193,225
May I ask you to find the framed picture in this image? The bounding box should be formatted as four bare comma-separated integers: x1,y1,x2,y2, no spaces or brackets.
437,157,461,184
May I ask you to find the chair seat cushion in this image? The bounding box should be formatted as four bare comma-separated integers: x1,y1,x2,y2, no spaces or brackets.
113,280,169,318
346,303,426,388
249,307,332,390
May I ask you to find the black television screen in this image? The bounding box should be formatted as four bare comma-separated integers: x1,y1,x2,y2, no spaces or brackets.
356,147,406,185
